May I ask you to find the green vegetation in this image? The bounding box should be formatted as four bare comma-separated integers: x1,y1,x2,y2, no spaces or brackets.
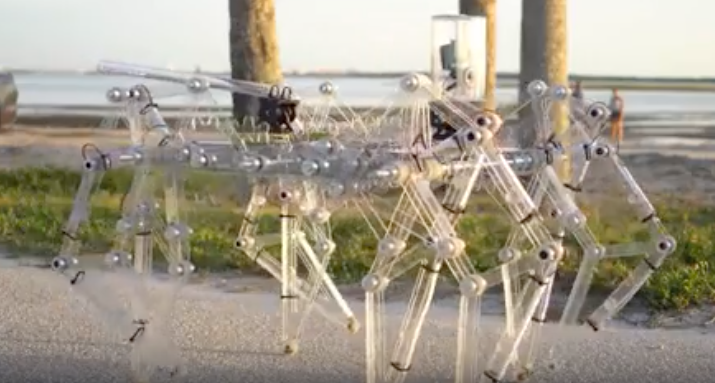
0,167,713,312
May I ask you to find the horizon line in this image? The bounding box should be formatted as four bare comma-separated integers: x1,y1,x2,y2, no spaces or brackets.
5,68,715,83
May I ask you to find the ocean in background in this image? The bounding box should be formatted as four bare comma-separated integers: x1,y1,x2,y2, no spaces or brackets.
12,73,715,120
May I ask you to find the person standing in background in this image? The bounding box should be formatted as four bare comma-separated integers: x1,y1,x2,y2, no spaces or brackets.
609,88,625,150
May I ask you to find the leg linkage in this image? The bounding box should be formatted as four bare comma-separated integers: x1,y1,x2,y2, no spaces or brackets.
294,183,359,334
52,90,196,382
538,94,677,330
431,107,561,383
52,145,150,334
471,157,558,382
580,144,676,330
235,180,358,354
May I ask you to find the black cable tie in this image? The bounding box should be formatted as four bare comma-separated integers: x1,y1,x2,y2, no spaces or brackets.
583,143,593,161
546,133,563,151
640,213,655,223
128,323,146,343
528,274,547,286
441,204,465,215
544,149,553,165
158,136,170,147
140,102,159,115
519,211,536,225
389,362,411,372
70,271,85,285
483,370,500,383
61,230,78,241
585,318,600,332
411,153,424,172
563,183,583,193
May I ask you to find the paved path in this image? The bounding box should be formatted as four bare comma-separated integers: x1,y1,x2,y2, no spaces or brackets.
0,267,714,383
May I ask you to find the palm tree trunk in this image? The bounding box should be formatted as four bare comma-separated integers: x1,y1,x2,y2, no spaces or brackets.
228,0,282,121
518,0,547,148
544,0,569,178
459,0,497,110
518,0,569,177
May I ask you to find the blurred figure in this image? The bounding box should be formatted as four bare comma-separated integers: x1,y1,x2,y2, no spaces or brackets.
571,80,584,100
0,70,18,130
608,89,625,149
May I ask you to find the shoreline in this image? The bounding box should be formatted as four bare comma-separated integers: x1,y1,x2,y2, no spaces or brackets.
10,107,715,129
15,69,715,91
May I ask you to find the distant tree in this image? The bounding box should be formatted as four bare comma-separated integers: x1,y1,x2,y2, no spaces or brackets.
518,0,569,177
228,0,282,121
459,0,497,110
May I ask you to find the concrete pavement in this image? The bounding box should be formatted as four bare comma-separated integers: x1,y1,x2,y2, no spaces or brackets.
0,266,713,383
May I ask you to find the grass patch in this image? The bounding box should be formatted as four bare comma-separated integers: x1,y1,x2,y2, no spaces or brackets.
0,166,713,312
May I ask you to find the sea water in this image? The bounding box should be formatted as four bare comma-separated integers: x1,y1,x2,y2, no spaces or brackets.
11,72,715,155
12,72,715,119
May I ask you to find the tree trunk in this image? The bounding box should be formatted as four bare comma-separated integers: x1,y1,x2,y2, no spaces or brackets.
228,0,282,121
544,0,570,179
518,0,569,178
459,0,497,111
518,0,547,148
